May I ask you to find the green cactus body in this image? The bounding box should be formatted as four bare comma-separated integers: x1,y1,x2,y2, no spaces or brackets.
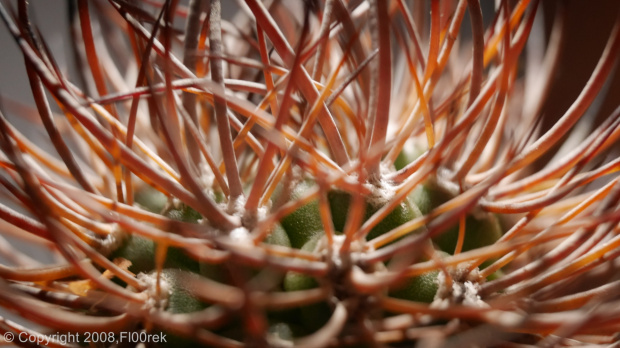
134,188,168,214
280,182,422,249
329,190,423,241
157,269,208,347
282,234,332,333
109,235,199,275
278,180,325,249
283,234,322,292
263,223,292,248
165,204,203,224
389,270,440,303
393,141,427,171
409,182,503,255
160,269,207,314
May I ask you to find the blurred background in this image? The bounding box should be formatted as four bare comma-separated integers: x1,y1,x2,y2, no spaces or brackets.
2,0,619,132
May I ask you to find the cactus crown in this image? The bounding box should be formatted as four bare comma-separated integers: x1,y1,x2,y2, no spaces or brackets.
1,1,620,347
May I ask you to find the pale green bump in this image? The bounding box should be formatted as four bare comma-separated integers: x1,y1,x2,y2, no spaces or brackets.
432,213,503,255
327,190,351,233
408,181,503,256
264,223,291,248
283,234,322,292
389,270,440,303
165,204,202,223
328,190,422,241
365,198,420,241
109,234,156,275
279,180,324,249
134,187,168,213
388,252,446,303
161,269,207,314
408,183,452,216
394,141,427,171
159,269,208,347
109,235,199,274
281,234,331,333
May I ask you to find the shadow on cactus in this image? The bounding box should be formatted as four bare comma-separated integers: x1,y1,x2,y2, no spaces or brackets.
1,0,620,347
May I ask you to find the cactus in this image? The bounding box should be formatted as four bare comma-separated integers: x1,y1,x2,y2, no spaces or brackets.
0,1,620,347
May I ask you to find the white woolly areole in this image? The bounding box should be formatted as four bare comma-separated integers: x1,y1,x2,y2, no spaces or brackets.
364,179,397,208
137,272,171,309
431,266,488,309
97,223,124,256
171,197,183,210
320,234,366,268
229,227,252,244
256,204,270,219
198,163,215,189
241,204,270,229
227,194,247,216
